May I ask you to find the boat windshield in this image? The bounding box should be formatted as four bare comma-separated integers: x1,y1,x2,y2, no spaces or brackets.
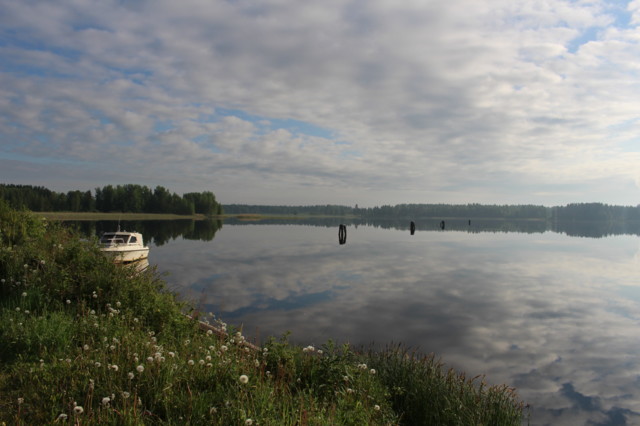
100,233,131,244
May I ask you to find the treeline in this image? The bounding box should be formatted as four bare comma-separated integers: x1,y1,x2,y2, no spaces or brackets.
223,204,356,216
0,184,223,216
224,202,640,221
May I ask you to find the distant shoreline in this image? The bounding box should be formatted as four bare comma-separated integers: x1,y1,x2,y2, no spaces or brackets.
34,211,356,221
35,211,213,221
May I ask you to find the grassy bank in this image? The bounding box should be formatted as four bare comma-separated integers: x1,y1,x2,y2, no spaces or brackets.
0,203,527,425
34,211,210,221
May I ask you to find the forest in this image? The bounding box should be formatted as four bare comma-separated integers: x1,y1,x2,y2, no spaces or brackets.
0,183,223,216
224,202,640,222
2,183,638,221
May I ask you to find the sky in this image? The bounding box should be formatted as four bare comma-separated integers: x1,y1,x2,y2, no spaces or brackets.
1,0,640,207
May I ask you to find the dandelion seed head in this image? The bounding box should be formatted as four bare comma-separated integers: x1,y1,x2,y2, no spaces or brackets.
21,292,27,297
245,419,253,425
101,397,110,406
122,391,130,399
17,397,24,404
188,360,195,366
136,364,144,373
374,404,381,411
239,374,249,384
66,299,71,304
128,372,135,379
57,413,68,420
73,406,84,414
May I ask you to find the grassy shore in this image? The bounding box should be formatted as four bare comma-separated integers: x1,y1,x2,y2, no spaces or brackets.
1,202,527,425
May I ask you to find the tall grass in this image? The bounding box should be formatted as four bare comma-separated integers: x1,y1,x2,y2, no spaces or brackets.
0,201,526,425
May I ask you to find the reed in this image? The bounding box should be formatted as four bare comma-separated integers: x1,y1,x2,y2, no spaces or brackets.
0,201,526,425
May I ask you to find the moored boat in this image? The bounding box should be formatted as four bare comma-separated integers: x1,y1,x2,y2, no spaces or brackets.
99,231,149,263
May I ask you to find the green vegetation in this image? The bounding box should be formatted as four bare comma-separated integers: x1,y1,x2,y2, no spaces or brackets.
0,202,526,424
224,202,640,222
0,183,223,216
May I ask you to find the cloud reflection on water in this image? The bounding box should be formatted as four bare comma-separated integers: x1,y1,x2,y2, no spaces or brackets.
151,225,640,425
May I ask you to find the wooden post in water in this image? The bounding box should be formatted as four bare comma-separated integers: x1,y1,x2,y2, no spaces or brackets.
338,224,347,245
410,221,416,235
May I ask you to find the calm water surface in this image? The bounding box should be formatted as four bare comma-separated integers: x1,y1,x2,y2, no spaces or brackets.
102,221,640,425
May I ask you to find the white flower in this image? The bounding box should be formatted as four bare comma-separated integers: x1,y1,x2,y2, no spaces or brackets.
188,360,195,366
370,369,376,375
239,374,249,384
83,344,90,351
136,365,144,373
21,292,27,297
111,364,119,372
168,351,175,358
122,391,130,399
57,413,68,420
95,362,101,368
102,397,110,406
66,299,71,304
128,372,135,379
147,357,154,363
221,345,228,352
245,419,253,425
73,406,84,414
207,329,213,336
199,359,205,365
17,397,24,404
374,404,381,411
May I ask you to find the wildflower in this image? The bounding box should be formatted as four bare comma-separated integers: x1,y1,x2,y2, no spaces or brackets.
374,404,381,411
184,339,191,345
168,351,176,358
15,307,20,312
128,372,135,379
21,292,27,297
188,360,195,366
57,413,68,420
199,359,205,365
370,369,376,375
347,388,354,394
317,349,323,355
133,317,139,323
239,374,249,384
40,259,45,265
111,364,119,372
83,344,90,351
208,345,215,351
66,299,71,304
109,345,116,351
23,264,28,269
147,357,154,363
207,329,213,336
90,310,95,315
136,364,144,373
221,345,228,352
102,396,110,406
116,301,121,307
206,355,212,361
17,397,24,404
209,407,217,414
73,406,84,414
122,391,130,399
245,419,253,425
24,310,30,314
95,362,101,368
206,363,213,368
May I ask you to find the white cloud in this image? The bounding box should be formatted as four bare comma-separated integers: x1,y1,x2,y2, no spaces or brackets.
1,0,639,205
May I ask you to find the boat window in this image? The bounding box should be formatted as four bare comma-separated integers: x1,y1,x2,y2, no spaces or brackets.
130,236,137,243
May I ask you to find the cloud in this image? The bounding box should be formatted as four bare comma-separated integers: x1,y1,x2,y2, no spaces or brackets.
1,0,639,205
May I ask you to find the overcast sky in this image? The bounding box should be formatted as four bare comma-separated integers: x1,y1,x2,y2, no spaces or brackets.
1,0,640,207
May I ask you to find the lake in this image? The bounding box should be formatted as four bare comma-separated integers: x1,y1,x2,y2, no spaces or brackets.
79,218,640,425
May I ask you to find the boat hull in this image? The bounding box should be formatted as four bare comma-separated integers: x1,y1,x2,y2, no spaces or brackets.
100,247,150,263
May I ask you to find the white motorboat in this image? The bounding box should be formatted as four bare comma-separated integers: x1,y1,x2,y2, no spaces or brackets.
99,231,149,263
